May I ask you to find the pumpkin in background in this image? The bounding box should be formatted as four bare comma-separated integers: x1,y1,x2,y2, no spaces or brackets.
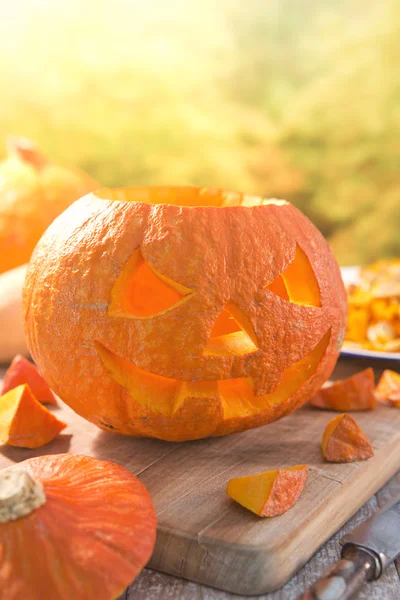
0,136,98,273
24,186,347,441
0,454,156,600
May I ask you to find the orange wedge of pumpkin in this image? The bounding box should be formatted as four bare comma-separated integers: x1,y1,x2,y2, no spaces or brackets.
310,368,376,411
0,384,66,448
226,464,308,517
322,413,374,463
375,370,400,407
2,355,57,404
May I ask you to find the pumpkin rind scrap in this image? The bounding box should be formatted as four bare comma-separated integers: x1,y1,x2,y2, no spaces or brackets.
0,136,98,273
0,454,157,600
24,186,347,441
310,368,376,411
2,355,57,404
0,384,66,448
322,413,374,463
226,465,308,517
376,370,400,406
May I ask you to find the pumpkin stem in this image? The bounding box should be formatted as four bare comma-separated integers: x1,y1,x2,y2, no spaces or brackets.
6,136,48,169
0,466,46,523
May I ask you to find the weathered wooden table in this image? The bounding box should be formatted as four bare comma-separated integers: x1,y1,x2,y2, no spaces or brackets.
124,356,400,600
1,356,399,599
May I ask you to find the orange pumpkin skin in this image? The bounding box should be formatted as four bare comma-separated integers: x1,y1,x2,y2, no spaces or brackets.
321,413,374,463
310,368,376,411
2,355,57,404
24,187,347,441
0,136,98,273
0,454,157,600
376,370,400,406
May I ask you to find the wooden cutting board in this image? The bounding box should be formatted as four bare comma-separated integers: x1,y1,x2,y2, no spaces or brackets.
1,396,400,595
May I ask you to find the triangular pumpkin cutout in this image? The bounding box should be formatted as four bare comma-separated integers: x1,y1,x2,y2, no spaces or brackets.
205,303,258,356
2,354,57,404
265,244,321,307
0,384,66,448
322,413,374,463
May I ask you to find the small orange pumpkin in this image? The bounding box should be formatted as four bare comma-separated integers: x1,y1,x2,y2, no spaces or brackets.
0,454,156,600
24,187,347,441
2,355,57,404
0,136,98,273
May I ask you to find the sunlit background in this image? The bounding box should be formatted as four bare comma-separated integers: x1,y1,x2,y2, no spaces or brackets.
1,0,399,264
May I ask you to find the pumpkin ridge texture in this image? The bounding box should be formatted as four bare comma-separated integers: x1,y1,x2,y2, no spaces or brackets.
0,454,157,600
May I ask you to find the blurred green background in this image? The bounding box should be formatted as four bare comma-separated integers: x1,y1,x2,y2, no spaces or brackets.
0,0,399,265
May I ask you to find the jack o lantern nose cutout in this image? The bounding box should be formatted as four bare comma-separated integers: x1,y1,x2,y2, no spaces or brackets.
23,186,347,442
204,304,259,356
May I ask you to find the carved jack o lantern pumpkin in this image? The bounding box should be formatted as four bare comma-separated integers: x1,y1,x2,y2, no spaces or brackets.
24,187,347,441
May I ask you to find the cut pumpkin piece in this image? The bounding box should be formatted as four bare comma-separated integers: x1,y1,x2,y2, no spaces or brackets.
0,384,66,448
2,354,57,404
322,413,374,463
375,370,400,407
310,368,376,411
226,465,308,517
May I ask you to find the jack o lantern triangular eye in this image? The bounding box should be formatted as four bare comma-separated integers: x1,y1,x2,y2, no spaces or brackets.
265,245,321,307
109,249,193,318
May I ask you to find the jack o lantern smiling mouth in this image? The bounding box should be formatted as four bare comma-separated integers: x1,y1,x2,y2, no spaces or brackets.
94,330,330,419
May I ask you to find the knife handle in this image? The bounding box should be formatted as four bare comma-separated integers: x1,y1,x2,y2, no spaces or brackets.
299,546,378,600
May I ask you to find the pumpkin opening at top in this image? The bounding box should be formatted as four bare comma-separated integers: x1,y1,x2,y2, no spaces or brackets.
24,186,347,441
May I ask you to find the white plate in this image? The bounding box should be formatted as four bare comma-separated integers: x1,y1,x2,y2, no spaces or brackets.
340,266,399,362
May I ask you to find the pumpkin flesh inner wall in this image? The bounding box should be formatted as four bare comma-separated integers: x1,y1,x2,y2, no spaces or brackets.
265,245,321,307
207,303,260,353
109,248,193,318
95,329,330,418
229,469,279,515
0,387,21,439
322,414,343,455
227,465,306,516
94,186,288,208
